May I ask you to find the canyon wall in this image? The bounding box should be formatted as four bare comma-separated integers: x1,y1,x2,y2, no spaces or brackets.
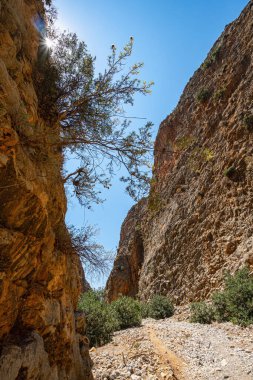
0,1,92,378
106,1,253,303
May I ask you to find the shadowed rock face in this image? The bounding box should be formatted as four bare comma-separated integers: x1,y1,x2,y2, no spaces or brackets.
0,1,92,378
106,200,146,301
106,1,253,304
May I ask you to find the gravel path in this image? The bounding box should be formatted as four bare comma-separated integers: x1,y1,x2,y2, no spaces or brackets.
90,317,253,380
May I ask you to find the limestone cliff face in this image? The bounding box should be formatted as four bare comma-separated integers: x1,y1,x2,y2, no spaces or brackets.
0,1,92,379
106,199,146,302
106,1,253,303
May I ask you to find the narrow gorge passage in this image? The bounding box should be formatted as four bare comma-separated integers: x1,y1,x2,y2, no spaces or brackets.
90,316,253,380
1,1,252,378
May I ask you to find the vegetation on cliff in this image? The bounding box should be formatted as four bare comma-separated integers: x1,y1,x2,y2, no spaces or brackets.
69,225,113,276
190,267,253,326
35,3,154,209
30,2,155,278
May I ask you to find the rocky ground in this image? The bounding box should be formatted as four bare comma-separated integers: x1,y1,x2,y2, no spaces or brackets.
90,315,253,380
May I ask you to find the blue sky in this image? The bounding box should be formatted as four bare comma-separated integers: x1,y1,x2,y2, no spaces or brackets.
54,0,248,287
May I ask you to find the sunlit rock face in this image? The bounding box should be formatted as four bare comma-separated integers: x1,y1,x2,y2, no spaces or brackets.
106,1,253,304
0,1,93,378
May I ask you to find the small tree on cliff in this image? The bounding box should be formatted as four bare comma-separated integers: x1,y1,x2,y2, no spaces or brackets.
35,26,153,208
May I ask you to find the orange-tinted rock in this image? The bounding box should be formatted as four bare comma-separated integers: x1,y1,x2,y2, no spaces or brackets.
106,199,146,301
106,1,253,304
0,1,92,378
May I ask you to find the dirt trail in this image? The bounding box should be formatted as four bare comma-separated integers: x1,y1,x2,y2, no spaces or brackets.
147,326,185,380
90,318,253,380
90,322,178,380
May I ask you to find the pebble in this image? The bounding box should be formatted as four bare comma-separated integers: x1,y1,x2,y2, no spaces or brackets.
90,314,253,380
130,375,140,380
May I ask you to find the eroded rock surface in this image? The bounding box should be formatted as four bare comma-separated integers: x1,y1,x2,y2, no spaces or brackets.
106,199,147,301
106,1,253,303
0,1,92,378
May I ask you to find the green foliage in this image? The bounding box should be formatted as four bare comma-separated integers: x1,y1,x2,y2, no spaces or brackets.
111,296,142,329
140,302,151,318
202,148,214,161
196,88,212,103
213,87,226,102
211,46,221,60
190,302,214,324
202,46,221,69
212,291,229,322
243,114,253,132
79,292,144,346
78,290,119,347
78,292,176,346
34,28,154,208
147,178,163,214
175,135,195,151
190,268,253,327
148,295,174,319
224,166,236,178
212,267,253,326
147,190,163,214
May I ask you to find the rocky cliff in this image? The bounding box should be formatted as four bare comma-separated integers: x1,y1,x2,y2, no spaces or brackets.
106,1,253,303
0,1,92,379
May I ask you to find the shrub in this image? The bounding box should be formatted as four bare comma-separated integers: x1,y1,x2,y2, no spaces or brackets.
111,296,142,329
202,148,214,161
175,135,195,151
140,302,151,318
196,88,212,103
212,267,253,326
243,114,253,132
190,268,253,327
148,178,164,214
190,302,214,324
148,295,174,320
147,191,163,214
78,290,119,347
212,46,221,61
213,87,226,102
224,166,236,179
202,46,221,69
212,291,229,322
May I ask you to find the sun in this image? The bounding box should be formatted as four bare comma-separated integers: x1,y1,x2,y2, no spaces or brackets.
45,37,54,49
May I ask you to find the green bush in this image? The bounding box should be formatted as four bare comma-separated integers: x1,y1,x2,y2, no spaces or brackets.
78,290,119,347
190,302,214,324
148,190,163,214
140,302,151,318
212,267,253,326
202,46,221,69
148,295,174,320
212,291,229,322
196,88,212,103
111,296,142,329
224,166,236,179
213,87,226,102
190,268,253,327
